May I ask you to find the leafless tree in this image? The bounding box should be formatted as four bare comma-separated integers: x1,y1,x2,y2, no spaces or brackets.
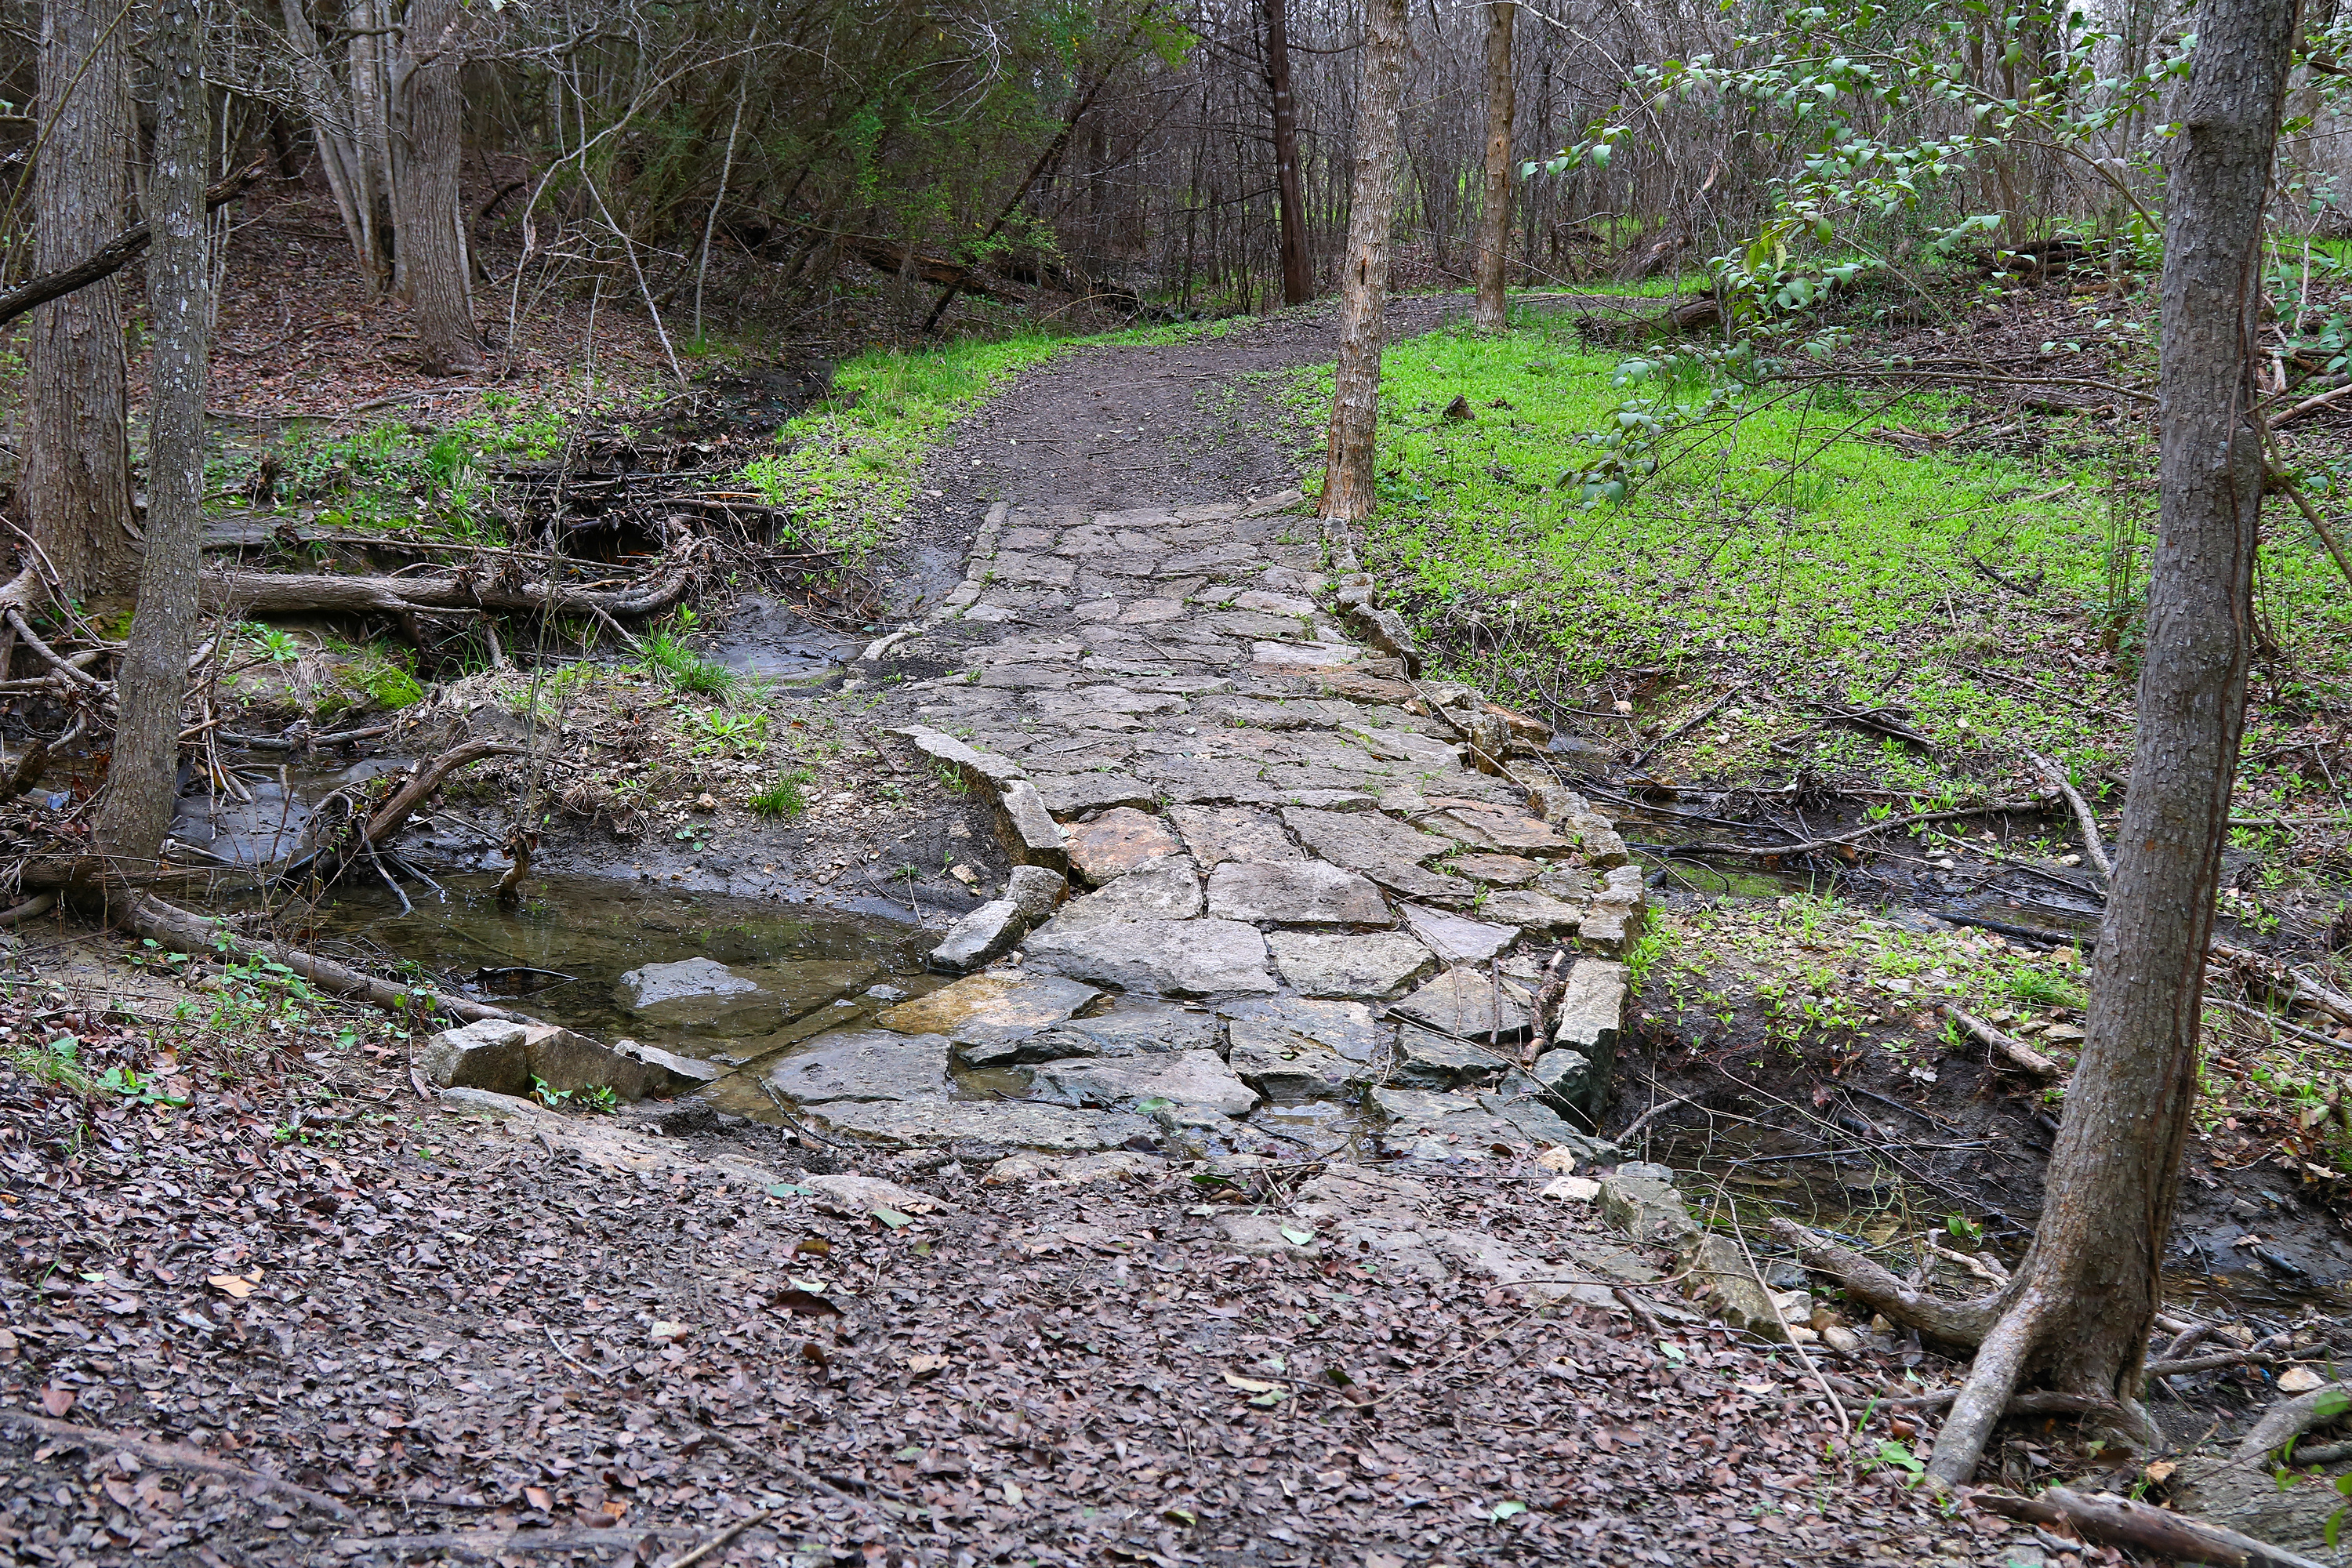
1472,0,1513,330
1317,0,1404,525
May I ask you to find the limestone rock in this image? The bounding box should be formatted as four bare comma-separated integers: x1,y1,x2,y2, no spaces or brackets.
1686,1234,1789,1343
894,725,1025,792
1025,913,1275,996
1580,866,1649,956
1281,807,1470,901
982,1150,1162,1188
1165,805,1304,867
1027,1049,1258,1116
1551,957,1627,1102
1225,1006,1374,1095
1597,1162,1700,1247
765,1030,951,1103
1053,858,1203,924
1006,864,1069,925
1392,1025,1504,1089
961,1004,1217,1067
802,1173,957,1218
415,1019,531,1096
1065,808,1184,884
1473,889,1588,938
1214,1214,1322,1259
995,781,1069,870
1568,811,1632,869
1392,967,1534,1041
808,1099,1155,1152
1449,853,1540,886
1036,773,1158,816
877,970,1098,1050
1203,860,1389,926
1530,1047,1601,1116
927,898,1026,974
615,957,782,1035
1265,930,1436,999
1219,996,1377,1059
1434,808,1575,858
1399,903,1516,964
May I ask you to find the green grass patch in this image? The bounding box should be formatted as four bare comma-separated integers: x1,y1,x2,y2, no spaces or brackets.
751,768,816,819
1298,306,2352,797
742,333,1066,557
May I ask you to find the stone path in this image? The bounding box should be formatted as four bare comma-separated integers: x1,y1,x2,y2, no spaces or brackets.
754,491,1653,1173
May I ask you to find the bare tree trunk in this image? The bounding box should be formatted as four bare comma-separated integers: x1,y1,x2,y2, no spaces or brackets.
97,0,210,870
1264,0,1311,307
279,0,383,295
23,0,135,601
1918,0,2299,1486
1316,0,1407,526
1472,0,1515,332
390,0,478,374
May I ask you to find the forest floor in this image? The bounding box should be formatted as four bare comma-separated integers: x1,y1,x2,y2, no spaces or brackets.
2,197,2351,1565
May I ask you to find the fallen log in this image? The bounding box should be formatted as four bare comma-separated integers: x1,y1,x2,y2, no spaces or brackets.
1969,1487,2332,1568
127,891,517,1024
199,561,695,624
365,739,524,844
1770,1218,2001,1345
1940,1004,2063,1077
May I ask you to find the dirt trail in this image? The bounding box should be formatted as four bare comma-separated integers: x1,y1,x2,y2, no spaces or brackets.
0,307,2043,1567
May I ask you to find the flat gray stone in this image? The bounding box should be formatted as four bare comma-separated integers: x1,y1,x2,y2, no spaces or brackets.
1399,903,1517,964
1532,1047,1602,1116
765,1030,951,1103
1036,773,1158,815
1392,967,1534,1041
1393,1024,1506,1088
1065,808,1185,885
1226,1013,1372,1096
1025,914,1276,996
616,957,783,1036
895,725,1024,792
810,1099,1156,1152
1283,807,1471,901
1165,805,1303,867
1218,996,1378,1060
1265,930,1436,999
1554,958,1627,1058
991,550,1078,587
927,898,1023,974
1477,888,1588,938
877,971,1099,1051
612,1037,726,1094
961,1004,1216,1068
1204,860,1389,926
415,1019,530,1096
1052,858,1204,924
1028,1048,1258,1117
1435,808,1576,858
1007,864,1069,924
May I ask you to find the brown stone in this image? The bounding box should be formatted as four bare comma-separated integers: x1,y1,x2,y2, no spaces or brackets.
1063,808,1183,884
1448,853,1540,886
1434,808,1575,858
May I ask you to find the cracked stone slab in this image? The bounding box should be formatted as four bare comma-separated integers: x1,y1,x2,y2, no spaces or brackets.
1472,888,1588,938
1027,1049,1258,1117
1432,808,1577,857
809,1099,1156,1152
764,1030,952,1103
1165,805,1303,867
1399,904,1518,965
1265,930,1436,999
1203,860,1390,927
1034,772,1159,816
1392,967,1535,1042
876,971,1099,1051
1024,914,1276,996
1064,808,1185,885
964,1004,1219,1067
1052,858,1203,924
1282,807,1472,902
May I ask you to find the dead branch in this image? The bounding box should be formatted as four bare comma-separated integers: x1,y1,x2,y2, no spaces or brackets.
2030,750,2113,883
365,739,525,843
1969,1487,2332,1568
200,558,695,625
126,892,516,1024
2146,1348,2282,1376
0,1407,354,1519
1940,1004,2064,1077
0,894,56,927
5,608,106,692
0,165,263,332
1769,1218,2001,1345
1677,797,2053,862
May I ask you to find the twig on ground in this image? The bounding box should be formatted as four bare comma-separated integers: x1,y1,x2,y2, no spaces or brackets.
662,1508,775,1568
1968,1486,2332,1568
2028,751,2111,883
0,1408,355,1519
1939,1004,2063,1078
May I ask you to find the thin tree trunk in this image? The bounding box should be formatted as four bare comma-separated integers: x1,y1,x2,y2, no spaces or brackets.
1316,0,1408,526
1922,0,2299,1486
1473,0,1515,332
23,0,135,601
390,0,478,374
97,0,209,870
278,0,379,295
1265,0,1311,307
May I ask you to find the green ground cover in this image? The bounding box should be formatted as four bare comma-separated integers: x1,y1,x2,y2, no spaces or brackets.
1290,305,2352,822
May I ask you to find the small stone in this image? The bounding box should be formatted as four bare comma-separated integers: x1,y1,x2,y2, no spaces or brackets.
802,1173,956,1218
1531,1047,1600,1114
692,793,719,812
1265,930,1437,999
995,782,1069,871
927,898,1025,974
1393,967,1534,1041
1065,808,1184,884
2280,1365,2326,1393
765,1030,952,1103
1005,865,1068,924
1539,1174,1601,1203
1820,1325,1862,1355
615,957,782,1035
1399,903,1517,964
415,1019,530,1097
1203,860,1390,926
982,1150,1161,1187
1028,1049,1258,1116
877,971,1099,1049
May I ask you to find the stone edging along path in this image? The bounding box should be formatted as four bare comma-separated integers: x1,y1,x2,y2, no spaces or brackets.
813,489,1655,1174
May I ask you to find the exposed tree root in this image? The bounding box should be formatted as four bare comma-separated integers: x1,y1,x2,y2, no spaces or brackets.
0,1408,352,1520
1971,1486,2332,1568
1768,1218,2001,1345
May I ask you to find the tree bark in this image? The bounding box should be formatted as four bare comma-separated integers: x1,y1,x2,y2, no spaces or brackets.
390,0,479,374
96,0,210,870
1472,0,1515,333
22,0,136,601
279,0,386,295
1264,0,1311,307
1316,0,1408,526
0,165,257,334
1918,0,2299,1487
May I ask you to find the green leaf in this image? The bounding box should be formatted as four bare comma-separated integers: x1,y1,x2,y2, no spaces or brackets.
873,1207,913,1229
765,1182,811,1198
1279,1226,1315,1246
1490,1501,1529,1523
